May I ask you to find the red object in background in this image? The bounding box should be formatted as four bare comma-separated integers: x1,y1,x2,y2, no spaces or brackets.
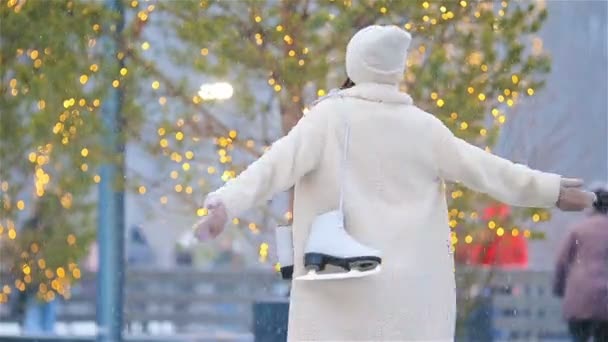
481,234,528,267
482,203,511,221
456,234,529,267
456,203,528,267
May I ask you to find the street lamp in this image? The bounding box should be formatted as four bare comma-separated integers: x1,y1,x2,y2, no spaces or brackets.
198,82,234,101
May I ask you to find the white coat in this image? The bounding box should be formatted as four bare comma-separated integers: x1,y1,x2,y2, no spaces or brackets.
209,82,562,341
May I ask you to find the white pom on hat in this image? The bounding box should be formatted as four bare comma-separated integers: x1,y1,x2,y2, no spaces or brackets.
345,25,412,85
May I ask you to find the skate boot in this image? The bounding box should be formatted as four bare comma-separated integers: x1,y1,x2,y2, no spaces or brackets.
275,225,294,280
296,210,382,281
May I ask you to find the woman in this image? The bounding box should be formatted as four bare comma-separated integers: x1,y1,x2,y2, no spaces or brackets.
554,185,608,342
193,25,595,341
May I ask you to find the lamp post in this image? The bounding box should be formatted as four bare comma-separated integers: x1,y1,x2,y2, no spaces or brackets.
97,0,125,341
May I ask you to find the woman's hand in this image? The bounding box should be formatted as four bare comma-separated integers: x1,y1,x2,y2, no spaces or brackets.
192,197,228,241
556,178,597,211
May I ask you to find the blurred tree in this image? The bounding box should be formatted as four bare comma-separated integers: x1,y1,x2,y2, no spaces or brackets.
0,0,120,303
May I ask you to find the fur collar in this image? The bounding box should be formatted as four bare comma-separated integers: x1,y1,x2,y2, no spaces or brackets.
315,83,413,106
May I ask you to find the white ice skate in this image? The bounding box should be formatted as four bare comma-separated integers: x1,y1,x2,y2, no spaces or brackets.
296,210,381,280
296,114,382,281
275,225,294,280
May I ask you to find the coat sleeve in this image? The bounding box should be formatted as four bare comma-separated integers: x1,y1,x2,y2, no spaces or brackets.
207,105,329,218
553,231,576,297
431,118,561,208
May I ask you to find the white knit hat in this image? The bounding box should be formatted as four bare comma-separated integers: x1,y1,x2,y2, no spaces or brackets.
345,25,412,85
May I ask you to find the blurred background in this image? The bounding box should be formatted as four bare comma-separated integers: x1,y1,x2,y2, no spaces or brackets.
0,0,606,341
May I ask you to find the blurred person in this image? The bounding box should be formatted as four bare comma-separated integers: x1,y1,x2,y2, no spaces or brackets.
83,241,98,273
212,237,245,270
554,184,608,342
191,25,597,341
174,244,193,266
127,225,155,266
18,204,59,335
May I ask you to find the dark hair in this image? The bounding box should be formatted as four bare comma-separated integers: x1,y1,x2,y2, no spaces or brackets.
340,77,355,89
593,189,607,214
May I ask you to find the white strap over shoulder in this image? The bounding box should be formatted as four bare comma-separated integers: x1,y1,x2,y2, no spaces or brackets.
338,117,350,215
314,87,351,217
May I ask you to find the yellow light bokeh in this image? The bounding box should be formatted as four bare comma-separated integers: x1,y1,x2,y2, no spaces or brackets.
22,264,31,275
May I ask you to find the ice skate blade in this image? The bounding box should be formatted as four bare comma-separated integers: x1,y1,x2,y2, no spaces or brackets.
295,265,381,281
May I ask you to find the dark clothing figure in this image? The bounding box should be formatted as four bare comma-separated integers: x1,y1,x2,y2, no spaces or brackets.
16,212,58,334
127,225,155,266
568,320,608,342
554,209,608,342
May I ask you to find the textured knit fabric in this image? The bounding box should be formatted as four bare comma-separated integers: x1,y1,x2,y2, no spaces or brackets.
554,214,608,321
345,25,411,85
209,83,561,341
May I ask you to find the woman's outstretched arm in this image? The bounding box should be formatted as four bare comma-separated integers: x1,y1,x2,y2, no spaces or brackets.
206,104,329,218
431,117,563,208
